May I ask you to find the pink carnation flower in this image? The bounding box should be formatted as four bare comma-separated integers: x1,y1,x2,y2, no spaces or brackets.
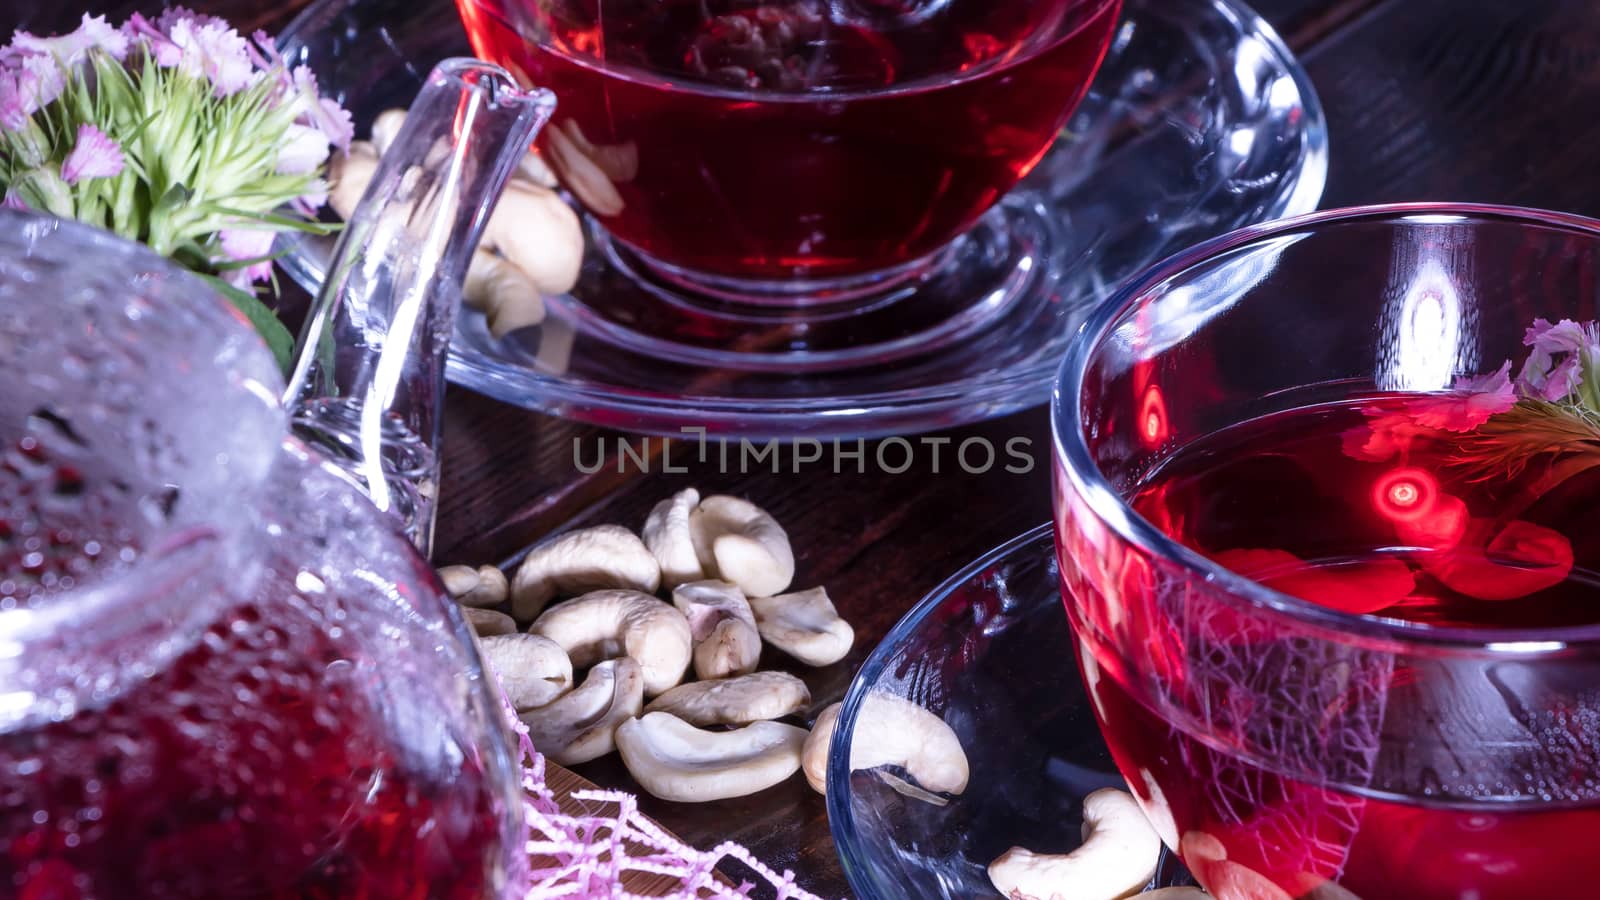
1516,317,1600,403
0,54,65,131
60,124,125,184
121,13,182,67
124,8,254,96
288,66,354,150
10,14,130,67
168,17,255,97
218,227,277,285
276,123,332,175
154,6,226,33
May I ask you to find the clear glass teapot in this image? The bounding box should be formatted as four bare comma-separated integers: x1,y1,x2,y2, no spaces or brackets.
0,60,552,897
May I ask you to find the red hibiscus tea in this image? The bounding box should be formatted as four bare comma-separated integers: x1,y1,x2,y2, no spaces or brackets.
0,592,507,898
1131,397,1596,629
1065,395,1600,899
456,0,1122,284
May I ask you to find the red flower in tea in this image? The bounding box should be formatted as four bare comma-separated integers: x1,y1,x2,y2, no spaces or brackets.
1211,548,1415,616
1392,491,1469,550
684,2,896,90
1422,518,1575,602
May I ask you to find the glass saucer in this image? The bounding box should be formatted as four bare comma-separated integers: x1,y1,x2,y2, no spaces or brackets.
827,524,1195,898
278,0,1326,439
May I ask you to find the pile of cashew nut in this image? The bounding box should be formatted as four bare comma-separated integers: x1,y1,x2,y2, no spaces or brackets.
438,489,886,803
328,109,584,339
445,495,1208,899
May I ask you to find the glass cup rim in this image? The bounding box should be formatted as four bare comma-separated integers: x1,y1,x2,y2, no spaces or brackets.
1052,201,1600,655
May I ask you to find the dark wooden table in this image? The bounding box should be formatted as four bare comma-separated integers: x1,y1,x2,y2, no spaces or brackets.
11,0,1600,895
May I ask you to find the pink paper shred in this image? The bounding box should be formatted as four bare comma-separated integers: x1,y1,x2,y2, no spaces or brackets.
499,691,828,900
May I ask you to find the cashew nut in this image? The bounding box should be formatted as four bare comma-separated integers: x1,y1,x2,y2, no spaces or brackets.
852,692,966,793
483,177,584,296
702,619,765,681
749,587,853,667
645,671,810,727
520,657,644,766
477,633,575,711
544,119,625,217
615,711,807,803
690,495,795,598
557,120,639,184
528,589,691,696
370,108,408,156
327,141,379,220
464,250,544,338
988,789,1161,900
464,606,517,637
511,525,662,621
672,580,761,680
800,692,967,797
1136,769,1180,851
518,151,558,188
800,701,841,793
643,488,706,588
331,111,580,339
438,564,510,608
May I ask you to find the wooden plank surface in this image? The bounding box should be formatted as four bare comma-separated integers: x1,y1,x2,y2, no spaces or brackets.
8,0,1598,896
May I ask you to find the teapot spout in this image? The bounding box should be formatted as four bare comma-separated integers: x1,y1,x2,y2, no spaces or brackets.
284,59,554,558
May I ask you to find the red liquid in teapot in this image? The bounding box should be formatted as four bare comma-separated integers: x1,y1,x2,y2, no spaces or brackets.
457,0,1122,281
0,596,506,898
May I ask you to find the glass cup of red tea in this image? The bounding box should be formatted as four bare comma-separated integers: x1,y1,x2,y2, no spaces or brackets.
1052,204,1600,900
455,0,1122,303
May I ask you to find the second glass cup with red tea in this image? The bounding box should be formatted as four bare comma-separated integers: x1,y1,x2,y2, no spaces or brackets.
1053,205,1600,900
456,0,1122,297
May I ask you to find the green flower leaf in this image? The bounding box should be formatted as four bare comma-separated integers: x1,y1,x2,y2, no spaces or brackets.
196,273,296,373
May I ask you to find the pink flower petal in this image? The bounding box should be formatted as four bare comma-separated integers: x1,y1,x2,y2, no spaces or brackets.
60,123,125,184
276,123,330,175
11,14,129,66
316,97,354,150
1518,347,1582,402
293,178,329,215
20,54,64,107
162,16,254,97
1407,378,1513,432
155,6,224,33
123,13,182,67
0,56,64,130
219,228,276,284
3,189,26,210
1524,318,1590,356
284,67,353,151
0,72,31,131
1452,360,1513,398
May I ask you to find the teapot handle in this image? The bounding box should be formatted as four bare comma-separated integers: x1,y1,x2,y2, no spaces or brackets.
284,59,554,558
